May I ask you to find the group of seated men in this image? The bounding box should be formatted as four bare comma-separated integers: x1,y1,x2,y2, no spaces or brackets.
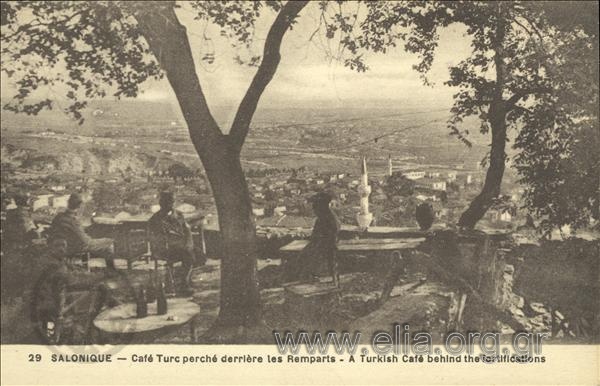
3,191,195,294
4,188,342,292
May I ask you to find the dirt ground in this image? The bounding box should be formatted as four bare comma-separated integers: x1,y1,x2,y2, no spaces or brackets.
2,241,597,345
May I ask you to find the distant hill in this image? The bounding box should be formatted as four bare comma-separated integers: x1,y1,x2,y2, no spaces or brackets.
1,100,493,171
1,100,478,139
1,140,160,176
0,100,183,134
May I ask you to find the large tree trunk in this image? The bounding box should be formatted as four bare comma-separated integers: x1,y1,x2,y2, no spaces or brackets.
458,5,507,229
204,149,261,327
458,106,507,228
135,6,262,327
134,2,307,333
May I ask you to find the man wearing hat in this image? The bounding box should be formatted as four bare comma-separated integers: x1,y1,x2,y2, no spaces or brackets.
303,191,340,287
48,193,116,271
148,191,195,295
3,192,39,251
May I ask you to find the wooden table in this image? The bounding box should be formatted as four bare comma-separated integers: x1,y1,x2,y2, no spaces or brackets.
280,237,426,302
93,298,200,343
280,238,425,253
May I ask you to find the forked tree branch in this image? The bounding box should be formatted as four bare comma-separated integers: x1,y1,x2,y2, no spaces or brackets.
133,1,224,150
228,0,308,153
505,86,552,110
504,92,526,109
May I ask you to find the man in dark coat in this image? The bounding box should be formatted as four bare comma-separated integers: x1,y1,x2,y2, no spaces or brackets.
303,192,340,286
148,191,195,294
36,238,120,342
48,193,116,271
3,193,39,251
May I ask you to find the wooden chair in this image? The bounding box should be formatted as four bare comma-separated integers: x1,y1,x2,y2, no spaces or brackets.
67,251,91,272
50,238,90,272
147,239,178,294
147,224,207,293
124,228,151,270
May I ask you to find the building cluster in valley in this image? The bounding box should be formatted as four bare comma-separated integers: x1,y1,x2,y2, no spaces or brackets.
2,134,526,235
243,156,523,230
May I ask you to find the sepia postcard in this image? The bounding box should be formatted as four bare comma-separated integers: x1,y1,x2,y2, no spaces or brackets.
1,1,598,385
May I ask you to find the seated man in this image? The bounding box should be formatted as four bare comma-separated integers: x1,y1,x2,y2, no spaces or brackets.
36,239,120,343
48,193,116,272
148,191,195,295
302,192,340,286
3,193,39,251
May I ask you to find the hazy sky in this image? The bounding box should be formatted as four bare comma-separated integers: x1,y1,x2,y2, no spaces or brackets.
1,2,474,114
165,3,472,109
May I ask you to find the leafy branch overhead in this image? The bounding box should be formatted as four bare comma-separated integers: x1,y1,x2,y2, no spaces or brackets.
326,0,598,232
327,2,594,145
2,0,596,143
1,2,160,123
0,1,289,127
0,1,446,124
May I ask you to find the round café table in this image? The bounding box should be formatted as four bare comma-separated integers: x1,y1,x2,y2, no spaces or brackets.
94,298,200,343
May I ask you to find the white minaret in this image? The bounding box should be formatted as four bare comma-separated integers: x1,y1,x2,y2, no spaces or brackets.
356,156,373,230
388,154,393,177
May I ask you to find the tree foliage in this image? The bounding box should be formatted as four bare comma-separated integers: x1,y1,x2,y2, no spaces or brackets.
515,117,599,235
325,0,598,231
509,4,599,235
1,1,162,122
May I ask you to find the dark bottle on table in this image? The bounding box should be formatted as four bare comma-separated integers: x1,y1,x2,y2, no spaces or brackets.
146,272,156,303
157,281,168,315
136,287,148,318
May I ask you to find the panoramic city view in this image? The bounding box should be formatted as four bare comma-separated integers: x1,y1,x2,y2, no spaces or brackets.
0,3,598,376
2,102,499,231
